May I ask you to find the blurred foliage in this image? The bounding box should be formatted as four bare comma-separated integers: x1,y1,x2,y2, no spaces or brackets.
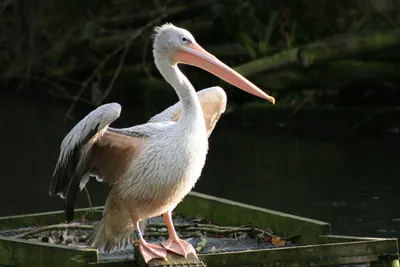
1,0,400,114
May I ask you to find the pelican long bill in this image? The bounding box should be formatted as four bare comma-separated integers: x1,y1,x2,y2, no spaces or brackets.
171,42,275,104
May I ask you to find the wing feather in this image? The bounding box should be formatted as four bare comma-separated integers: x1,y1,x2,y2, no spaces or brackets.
49,103,121,197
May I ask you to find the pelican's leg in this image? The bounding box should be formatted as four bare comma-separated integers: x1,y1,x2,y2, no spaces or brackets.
133,221,167,263
161,211,198,258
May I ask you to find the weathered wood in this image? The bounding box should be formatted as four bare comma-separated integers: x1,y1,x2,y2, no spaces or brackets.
199,239,398,267
0,192,398,267
319,234,390,244
298,30,400,67
0,237,98,267
371,258,400,267
234,30,400,77
88,261,135,267
175,192,331,244
247,60,400,90
0,208,103,230
234,48,301,76
135,250,206,267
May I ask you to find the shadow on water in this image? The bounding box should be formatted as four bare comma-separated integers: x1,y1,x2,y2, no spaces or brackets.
0,95,399,241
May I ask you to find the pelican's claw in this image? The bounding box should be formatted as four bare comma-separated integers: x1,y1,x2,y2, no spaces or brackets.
162,238,198,258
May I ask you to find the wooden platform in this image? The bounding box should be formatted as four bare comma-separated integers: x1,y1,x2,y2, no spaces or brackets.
0,192,399,267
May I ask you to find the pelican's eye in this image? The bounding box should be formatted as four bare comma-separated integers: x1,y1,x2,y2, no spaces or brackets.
180,36,191,45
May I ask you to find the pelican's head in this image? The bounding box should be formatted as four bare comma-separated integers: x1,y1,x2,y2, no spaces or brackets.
152,23,275,104
153,23,195,57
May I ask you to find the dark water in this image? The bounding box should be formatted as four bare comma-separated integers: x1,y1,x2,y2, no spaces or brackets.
200,129,400,240
0,97,399,242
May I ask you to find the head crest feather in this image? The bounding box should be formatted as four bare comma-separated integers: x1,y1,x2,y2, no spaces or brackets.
152,22,175,40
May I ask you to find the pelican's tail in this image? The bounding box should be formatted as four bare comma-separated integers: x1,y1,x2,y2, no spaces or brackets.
86,214,148,253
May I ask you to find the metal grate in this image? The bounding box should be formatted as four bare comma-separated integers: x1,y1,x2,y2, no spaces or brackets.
98,246,135,262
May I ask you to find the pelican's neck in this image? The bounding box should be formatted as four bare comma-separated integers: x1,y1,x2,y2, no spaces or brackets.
155,57,203,122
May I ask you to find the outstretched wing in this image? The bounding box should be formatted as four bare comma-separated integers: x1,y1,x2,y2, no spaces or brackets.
49,103,122,197
149,86,227,136
49,103,135,222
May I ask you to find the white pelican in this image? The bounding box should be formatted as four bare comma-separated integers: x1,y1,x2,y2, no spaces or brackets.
49,23,275,263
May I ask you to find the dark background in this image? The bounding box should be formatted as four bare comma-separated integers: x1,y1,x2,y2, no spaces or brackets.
1,0,399,241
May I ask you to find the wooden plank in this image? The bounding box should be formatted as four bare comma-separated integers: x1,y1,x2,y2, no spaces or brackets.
0,208,103,230
198,239,399,267
0,236,98,267
371,258,400,267
135,250,206,267
205,255,376,267
175,192,331,244
88,261,135,267
319,234,395,244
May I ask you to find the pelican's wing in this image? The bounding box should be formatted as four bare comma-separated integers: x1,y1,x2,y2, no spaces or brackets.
149,86,227,136
49,103,121,197
49,103,149,221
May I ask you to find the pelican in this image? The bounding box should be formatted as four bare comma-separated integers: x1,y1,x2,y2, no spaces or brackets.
49,23,275,263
